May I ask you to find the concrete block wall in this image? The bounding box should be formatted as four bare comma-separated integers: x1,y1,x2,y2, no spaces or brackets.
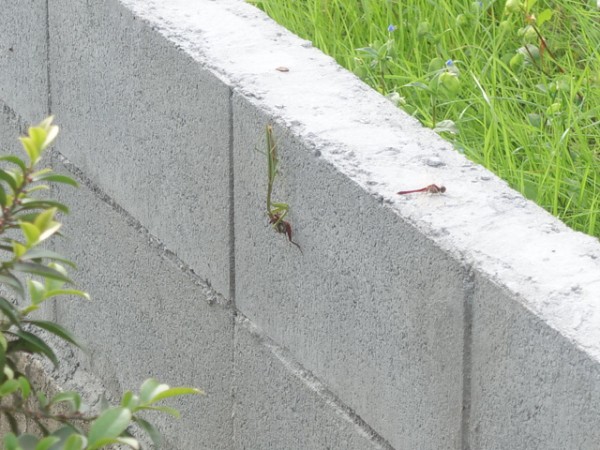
1,1,599,449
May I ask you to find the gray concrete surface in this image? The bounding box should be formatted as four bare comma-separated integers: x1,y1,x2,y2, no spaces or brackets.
0,101,27,152
468,273,600,450
0,0,599,448
49,0,233,297
234,316,394,450
47,154,234,450
0,0,48,123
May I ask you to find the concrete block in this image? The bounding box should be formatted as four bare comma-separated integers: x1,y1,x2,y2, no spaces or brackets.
48,0,232,296
468,274,600,450
232,94,466,449
0,0,48,122
0,101,27,154
234,316,393,450
47,156,233,450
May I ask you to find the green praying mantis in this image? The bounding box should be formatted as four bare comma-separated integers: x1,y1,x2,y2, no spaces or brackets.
265,124,301,252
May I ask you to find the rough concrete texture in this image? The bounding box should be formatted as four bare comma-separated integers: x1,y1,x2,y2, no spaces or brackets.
234,316,395,450
0,101,27,153
468,273,600,450
46,155,234,450
233,95,466,449
49,0,233,297
0,0,48,123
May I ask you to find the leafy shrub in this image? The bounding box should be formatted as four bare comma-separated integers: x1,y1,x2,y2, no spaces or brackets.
0,118,201,450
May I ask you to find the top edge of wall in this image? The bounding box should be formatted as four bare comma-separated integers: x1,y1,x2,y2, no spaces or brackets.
119,0,600,358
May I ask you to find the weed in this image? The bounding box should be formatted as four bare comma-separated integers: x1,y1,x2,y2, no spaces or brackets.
265,125,302,252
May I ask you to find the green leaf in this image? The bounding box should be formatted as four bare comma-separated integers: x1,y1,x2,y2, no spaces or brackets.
8,330,58,366
49,391,82,412
27,280,45,305
42,125,59,150
18,375,31,400
0,169,18,192
0,296,21,326
120,391,140,410
32,174,78,187
148,386,204,405
12,213,38,224
21,248,76,267
114,437,139,448
0,344,5,383
45,263,69,291
43,289,90,301
49,425,81,445
62,434,86,450
88,438,131,450
19,304,40,316
138,405,180,418
29,168,52,180
524,0,538,12
20,221,41,247
537,8,553,27
139,378,166,403
0,183,6,207
87,407,132,449
0,155,26,172
28,127,47,151
0,349,5,385
38,222,61,243
4,433,20,450
4,365,14,380
19,137,39,165
0,273,25,298
25,320,83,349
522,177,539,201
15,199,69,213
0,379,20,396
13,241,27,258
135,417,162,448
33,208,56,233
12,262,72,283
0,332,7,351
17,434,39,450
25,184,49,194
13,170,23,186
34,436,60,450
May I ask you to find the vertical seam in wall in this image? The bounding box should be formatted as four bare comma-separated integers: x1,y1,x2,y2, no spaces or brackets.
228,88,236,305
460,267,475,450
45,0,52,115
227,87,237,449
46,0,57,325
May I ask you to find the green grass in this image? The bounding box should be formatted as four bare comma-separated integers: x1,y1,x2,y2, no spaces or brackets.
248,0,600,239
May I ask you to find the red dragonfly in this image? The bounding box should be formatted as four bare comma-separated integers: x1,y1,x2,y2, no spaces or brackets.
397,184,446,195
